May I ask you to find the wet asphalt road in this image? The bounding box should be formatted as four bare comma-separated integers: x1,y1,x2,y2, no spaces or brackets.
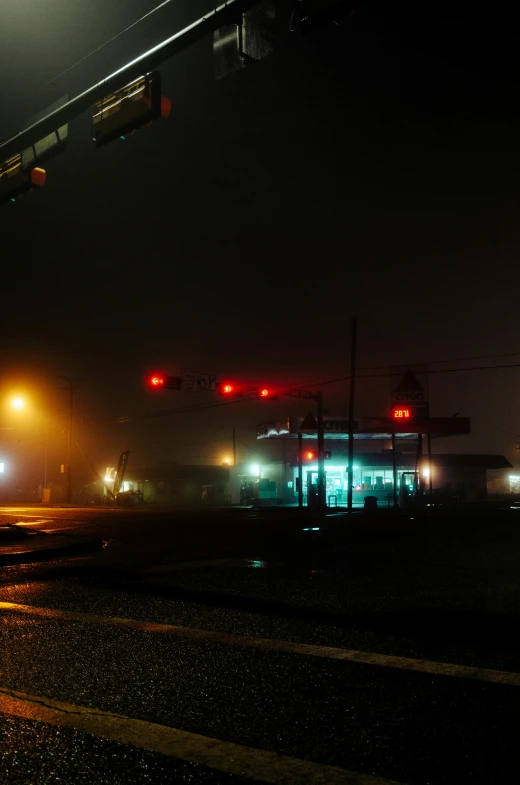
1,505,519,784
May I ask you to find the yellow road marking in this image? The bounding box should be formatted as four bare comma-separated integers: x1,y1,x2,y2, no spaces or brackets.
0,687,404,784
0,512,46,517
11,520,53,526
1,601,519,687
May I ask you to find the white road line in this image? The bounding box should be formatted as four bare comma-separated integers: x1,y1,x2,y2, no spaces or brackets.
0,686,405,784
1,601,519,687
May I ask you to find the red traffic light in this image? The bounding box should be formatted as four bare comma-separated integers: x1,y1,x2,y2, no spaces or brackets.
305,450,317,460
256,386,278,399
148,374,165,388
219,381,241,396
147,373,182,390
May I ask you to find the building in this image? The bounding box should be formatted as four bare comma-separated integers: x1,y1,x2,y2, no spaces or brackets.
248,411,513,506
231,450,512,507
81,463,230,506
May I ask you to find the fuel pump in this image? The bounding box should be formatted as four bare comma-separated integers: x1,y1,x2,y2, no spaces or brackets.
400,471,419,507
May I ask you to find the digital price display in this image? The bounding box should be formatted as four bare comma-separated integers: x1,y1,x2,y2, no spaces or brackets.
393,408,412,419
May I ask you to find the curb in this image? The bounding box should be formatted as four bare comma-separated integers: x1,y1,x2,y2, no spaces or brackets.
0,537,107,567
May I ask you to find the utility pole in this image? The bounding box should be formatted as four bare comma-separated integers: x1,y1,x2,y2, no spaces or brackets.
43,433,48,490
391,423,398,509
316,391,326,509
427,420,433,500
58,377,79,504
347,317,357,514
297,433,304,508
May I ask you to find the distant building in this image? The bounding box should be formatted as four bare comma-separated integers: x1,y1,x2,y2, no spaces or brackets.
231,450,513,506
82,463,230,506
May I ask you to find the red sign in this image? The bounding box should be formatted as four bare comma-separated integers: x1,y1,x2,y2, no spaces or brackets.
393,408,411,419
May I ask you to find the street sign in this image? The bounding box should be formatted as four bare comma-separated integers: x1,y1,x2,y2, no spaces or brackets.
200,374,217,391
289,388,315,399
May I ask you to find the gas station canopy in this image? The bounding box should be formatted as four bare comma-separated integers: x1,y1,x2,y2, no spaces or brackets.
256,415,471,441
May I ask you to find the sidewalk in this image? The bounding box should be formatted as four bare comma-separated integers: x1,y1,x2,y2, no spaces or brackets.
0,525,106,566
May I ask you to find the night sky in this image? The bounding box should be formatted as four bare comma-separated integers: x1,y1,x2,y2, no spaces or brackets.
1,0,520,486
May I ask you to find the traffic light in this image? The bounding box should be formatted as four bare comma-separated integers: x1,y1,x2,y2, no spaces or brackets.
218,381,242,396
147,373,182,390
256,386,278,399
1,98,68,207
92,72,171,148
0,154,46,205
299,449,330,461
296,0,358,33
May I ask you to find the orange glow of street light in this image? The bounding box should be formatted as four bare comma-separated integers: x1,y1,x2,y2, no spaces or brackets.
11,396,25,410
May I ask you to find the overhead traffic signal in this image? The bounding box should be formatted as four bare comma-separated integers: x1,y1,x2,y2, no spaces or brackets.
0,154,46,205
147,373,182,390
0,98,68,207
218,381,242,396
256,386,278,399
92,72,171,147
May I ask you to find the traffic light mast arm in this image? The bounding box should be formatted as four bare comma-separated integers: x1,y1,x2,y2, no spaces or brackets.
0,0,266,163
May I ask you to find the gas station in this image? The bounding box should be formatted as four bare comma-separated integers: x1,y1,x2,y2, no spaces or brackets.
254,411,475,507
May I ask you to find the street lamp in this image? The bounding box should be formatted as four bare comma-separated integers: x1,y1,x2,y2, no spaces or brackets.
10,396,25,410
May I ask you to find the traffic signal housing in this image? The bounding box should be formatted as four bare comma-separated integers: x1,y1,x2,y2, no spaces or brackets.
256,386,278,399
147,373,182,390
218,381,242,397
1,98,68,207
92,72,171,147
0,154,46,205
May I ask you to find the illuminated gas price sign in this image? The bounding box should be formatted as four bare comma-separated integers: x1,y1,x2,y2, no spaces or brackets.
393,407,412,419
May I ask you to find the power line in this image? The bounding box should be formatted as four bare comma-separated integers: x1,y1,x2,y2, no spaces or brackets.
46,0,180,85
302,360,520,391
142,391,256,419
403,350,520,369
